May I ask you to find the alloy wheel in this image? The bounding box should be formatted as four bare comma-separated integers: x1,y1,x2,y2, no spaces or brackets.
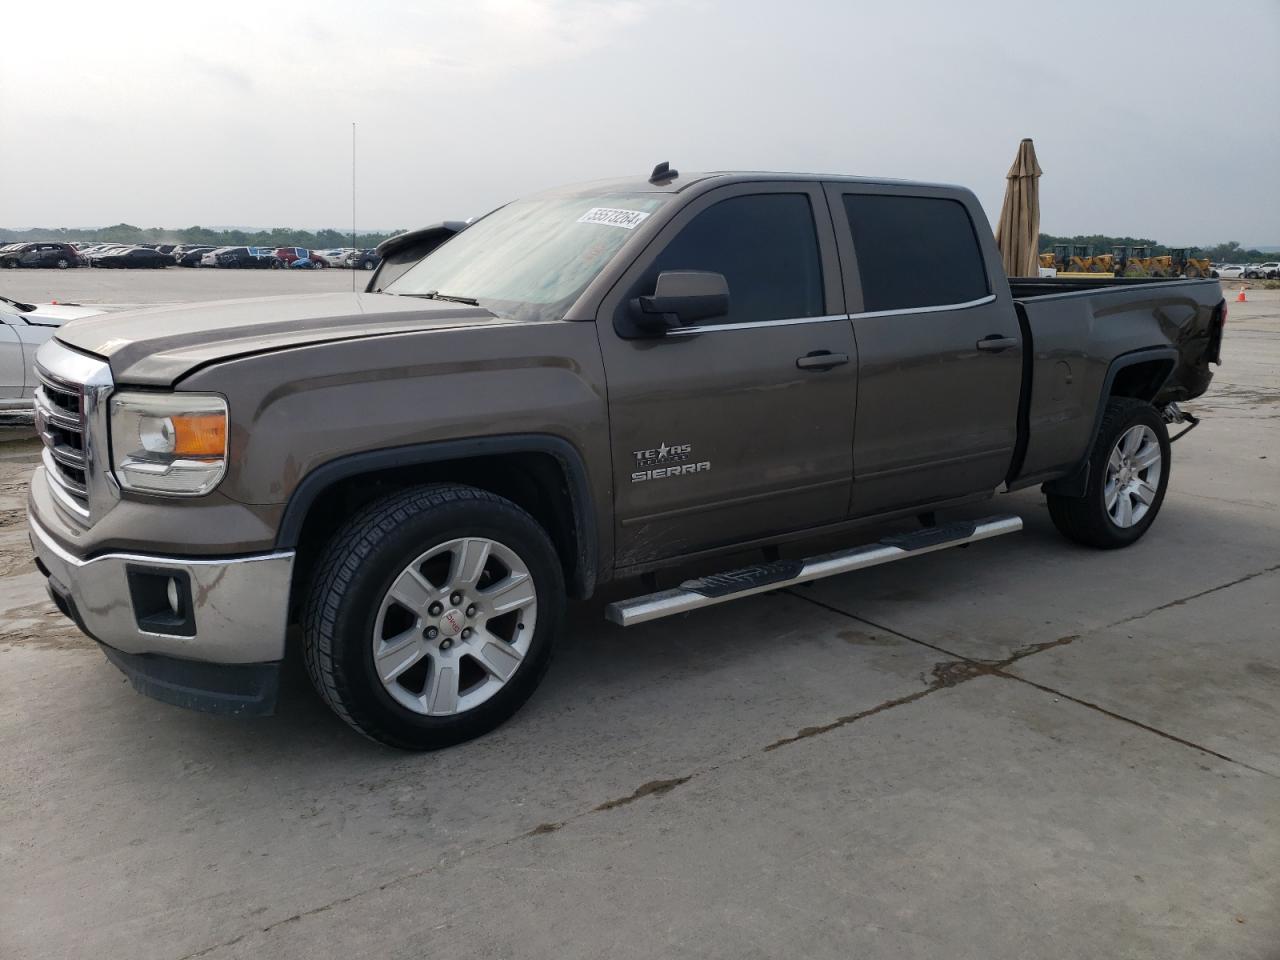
1104,424,1162,528
371,537,537,716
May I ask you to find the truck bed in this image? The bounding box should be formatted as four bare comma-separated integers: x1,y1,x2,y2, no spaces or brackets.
1007,276,1224,489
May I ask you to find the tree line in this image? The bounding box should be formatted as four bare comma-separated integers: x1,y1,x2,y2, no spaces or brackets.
1039,234,1274,264
1,223,1272,264
0,223,403,249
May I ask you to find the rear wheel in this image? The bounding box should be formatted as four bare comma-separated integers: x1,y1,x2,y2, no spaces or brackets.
56,258,69,269
303,483,563,750
1047,398,1170,549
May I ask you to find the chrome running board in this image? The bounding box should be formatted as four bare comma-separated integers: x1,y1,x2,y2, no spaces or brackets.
605,514,1023,627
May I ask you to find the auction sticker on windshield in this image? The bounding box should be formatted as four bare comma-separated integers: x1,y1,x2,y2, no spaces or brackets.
578,207,651,229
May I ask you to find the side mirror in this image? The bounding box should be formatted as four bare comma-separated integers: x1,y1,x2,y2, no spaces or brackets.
627,271,729,335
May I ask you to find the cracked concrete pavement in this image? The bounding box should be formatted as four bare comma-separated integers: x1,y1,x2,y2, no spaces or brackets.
1,275,1276,959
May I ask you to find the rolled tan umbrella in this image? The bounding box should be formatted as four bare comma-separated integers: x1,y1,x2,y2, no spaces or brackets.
995,138,1043,278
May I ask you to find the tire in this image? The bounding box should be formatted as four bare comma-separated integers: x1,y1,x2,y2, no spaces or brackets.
1047,398,1171,549
362,259,375,270
303,483,564,750
56,258,69,269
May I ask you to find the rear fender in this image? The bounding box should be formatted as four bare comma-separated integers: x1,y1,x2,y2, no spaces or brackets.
1042,346,1176,497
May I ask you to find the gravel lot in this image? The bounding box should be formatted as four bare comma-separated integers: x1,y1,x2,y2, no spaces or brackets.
1,272,1277,959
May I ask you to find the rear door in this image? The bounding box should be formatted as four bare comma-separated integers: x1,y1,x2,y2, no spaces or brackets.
596,182,857,567
825,184,1023,516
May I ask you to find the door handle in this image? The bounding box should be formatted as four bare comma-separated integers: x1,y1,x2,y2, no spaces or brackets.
796,351,849,371
975,335,1018,352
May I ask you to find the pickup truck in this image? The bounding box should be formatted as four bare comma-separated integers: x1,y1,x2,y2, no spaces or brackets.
27,167,1226,749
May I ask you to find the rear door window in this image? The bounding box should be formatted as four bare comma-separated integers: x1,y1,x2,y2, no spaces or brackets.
841,194,989,312
642,193,825,326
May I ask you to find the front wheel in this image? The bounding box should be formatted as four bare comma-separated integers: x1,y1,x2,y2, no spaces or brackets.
1047,398,1171,549
303,483,564,750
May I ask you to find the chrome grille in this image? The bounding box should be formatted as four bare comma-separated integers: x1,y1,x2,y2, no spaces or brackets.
35,368,89,504
32,340,114,525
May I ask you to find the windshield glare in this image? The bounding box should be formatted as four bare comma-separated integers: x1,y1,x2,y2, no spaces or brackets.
386,193,668,322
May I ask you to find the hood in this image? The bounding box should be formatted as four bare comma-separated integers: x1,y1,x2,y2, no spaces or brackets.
21,303,107,327
54,292,507,386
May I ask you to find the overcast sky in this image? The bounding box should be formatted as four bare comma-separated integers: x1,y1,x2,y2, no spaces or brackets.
3,0,1278,244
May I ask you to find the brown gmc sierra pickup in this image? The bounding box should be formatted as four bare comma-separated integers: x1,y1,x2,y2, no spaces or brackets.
28,166,1226,749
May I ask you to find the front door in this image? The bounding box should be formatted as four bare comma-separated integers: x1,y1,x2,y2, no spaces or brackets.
825,185,1024,516
0,320,24,400
596,183,857,568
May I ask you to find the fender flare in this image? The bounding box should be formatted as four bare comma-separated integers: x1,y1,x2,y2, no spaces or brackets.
275,433,599,596
1042,346,1177,498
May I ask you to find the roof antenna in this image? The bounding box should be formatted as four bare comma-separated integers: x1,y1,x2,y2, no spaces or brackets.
649,161,678,185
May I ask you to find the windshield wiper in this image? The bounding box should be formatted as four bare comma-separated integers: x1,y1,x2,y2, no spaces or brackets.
400,290,481,306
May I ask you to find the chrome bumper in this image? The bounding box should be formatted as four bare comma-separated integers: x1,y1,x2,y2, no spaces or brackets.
29,513,295,665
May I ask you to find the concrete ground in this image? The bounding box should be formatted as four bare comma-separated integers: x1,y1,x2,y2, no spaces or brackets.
0,272,1276,960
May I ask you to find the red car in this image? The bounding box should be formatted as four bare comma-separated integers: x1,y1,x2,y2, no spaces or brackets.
274,247,326,267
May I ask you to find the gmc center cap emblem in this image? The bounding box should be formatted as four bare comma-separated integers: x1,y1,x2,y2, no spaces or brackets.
438,609,465,637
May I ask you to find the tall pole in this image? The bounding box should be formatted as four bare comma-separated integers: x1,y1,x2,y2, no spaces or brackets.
351,122,357,292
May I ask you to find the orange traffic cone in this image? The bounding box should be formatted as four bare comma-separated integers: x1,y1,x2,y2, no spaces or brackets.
1236,286,1247,303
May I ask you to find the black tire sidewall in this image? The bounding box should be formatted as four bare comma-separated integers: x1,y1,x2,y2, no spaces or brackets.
1086,401,1171,546
315,492,563,748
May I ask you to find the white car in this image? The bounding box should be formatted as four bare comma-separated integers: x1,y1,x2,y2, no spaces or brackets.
1217,264,1247,279
0,296,105,411
1244,262,1278,280
317,247,356,267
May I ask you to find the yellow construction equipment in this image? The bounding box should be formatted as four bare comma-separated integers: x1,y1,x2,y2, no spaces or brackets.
1169,248,1213,278
1042,243,1116,276
1121,246,1158,277
1117,246,1212,278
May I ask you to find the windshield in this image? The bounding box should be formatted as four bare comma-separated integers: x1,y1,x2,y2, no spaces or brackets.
386,192,669,322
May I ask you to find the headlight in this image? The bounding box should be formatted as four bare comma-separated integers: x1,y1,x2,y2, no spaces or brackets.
110,392,228,496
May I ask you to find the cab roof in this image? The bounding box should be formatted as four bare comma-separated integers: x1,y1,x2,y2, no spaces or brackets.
538,170,965,197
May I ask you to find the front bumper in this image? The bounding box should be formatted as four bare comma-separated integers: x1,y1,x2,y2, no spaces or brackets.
29,513,295,715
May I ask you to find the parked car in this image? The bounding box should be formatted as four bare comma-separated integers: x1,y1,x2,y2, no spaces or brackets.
89,246,171,269
0,295,104,410
349,249,382,271
26,168,1228,750
318,247,356,266
208,246,282,269
1244,262,1278,280
274,247,326,268
173,245,216,267
365,222,464,291
1216,264,1247,279
0,242,82,269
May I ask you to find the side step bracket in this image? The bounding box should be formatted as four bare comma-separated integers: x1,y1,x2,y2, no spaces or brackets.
605,515,1022,627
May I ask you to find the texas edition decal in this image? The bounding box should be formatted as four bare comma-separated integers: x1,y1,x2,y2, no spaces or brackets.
630,441,711,483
